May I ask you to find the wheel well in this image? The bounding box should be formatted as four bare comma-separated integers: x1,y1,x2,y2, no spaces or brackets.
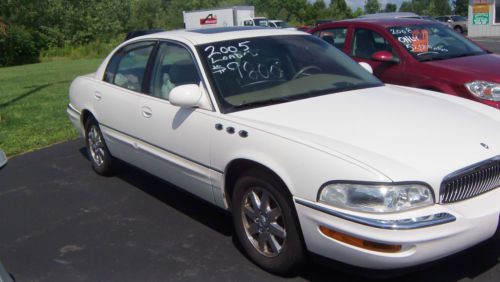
224,159,291,209
80,110,95,131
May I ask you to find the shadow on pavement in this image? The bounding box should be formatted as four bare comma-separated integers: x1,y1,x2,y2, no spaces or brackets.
78,146,500,281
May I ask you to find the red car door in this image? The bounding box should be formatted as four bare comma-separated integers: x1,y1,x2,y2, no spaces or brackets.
348,27,408,85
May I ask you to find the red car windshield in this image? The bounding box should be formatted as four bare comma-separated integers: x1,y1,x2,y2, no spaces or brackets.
388,24,485,62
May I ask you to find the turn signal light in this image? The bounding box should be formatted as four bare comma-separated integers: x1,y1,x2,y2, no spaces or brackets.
319,226,402,253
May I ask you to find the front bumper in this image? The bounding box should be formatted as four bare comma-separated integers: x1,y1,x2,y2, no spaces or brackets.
294,187,500,269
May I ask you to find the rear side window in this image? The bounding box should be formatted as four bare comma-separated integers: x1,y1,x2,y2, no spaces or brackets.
104,41,155,92
313,28,348,50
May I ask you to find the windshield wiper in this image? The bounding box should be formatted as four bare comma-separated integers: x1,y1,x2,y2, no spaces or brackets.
230,97,292,110
419,56,448,62
452,52,483,58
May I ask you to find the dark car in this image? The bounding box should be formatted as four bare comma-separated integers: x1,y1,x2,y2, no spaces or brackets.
0,149,13,282
309,18,500,109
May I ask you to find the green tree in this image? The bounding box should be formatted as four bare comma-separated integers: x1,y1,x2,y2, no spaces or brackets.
428,0,451,16
352,7,364,17
384,3,397,12
330,0,352,19
398,1,414,12
453,0,468,16
364,0,381,14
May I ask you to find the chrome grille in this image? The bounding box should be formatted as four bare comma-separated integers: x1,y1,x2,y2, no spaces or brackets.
440,156,500,203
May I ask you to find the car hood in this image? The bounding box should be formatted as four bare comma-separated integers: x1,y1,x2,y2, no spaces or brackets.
229,85,500,186
424,53,500,82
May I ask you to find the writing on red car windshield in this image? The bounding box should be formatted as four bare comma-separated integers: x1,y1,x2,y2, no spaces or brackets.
389,27,448,54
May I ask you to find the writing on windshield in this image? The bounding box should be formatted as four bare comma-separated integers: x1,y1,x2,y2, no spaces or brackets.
204,41,285,87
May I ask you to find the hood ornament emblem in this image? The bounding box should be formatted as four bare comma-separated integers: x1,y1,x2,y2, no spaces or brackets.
480,143,489,149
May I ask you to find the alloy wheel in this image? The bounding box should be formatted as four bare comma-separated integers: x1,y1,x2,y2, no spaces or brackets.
241,187,287,257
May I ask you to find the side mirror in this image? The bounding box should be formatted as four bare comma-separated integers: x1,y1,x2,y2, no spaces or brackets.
0,149,7,168
359,62,373,74
169,84,203,108
371,50,399,63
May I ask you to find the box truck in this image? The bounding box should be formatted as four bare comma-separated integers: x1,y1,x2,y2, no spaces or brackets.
183,6,269,29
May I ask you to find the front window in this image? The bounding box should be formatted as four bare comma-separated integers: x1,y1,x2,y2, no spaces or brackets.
198,35,382,113
149,42,200,100
388,24,486,62
352,28,398,60
451,15,467,22
253,18,269,27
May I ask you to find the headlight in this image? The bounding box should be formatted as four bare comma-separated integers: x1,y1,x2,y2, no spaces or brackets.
318,182,434,213
465,80,500,101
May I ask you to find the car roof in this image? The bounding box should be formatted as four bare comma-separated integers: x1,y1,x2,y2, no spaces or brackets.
358,12,419,19
129,27,306,45
319,18,441,28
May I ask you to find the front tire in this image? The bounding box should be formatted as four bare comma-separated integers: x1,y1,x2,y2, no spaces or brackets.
85,118,114,176
231,169,304,274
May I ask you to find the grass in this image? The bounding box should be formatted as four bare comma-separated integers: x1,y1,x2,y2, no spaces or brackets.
40,38,122,62
0,58,102,156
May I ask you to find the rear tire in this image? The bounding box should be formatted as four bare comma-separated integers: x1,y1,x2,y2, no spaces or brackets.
85,117,114,176
231,169,304,274
454,26,463,34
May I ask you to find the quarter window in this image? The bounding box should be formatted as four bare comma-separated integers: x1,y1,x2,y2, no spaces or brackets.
104,41,155,92
313,28,348,50
149,42,200,100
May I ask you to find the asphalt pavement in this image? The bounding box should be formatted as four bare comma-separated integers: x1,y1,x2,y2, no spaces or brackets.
0,140,499,282
471,36,500,54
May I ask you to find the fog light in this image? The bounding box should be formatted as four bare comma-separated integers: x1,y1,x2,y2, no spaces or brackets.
319,226,402,253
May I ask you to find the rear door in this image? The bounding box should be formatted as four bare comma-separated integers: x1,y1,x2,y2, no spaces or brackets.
94,41,156,160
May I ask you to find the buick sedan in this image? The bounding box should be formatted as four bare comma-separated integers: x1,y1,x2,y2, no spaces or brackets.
67,27,500,274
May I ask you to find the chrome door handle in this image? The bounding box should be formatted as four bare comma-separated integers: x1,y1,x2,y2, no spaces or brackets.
141,106,152,118
94,91,102,101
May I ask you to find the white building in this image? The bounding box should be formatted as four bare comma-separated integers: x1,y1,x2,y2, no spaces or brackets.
468,0,500,37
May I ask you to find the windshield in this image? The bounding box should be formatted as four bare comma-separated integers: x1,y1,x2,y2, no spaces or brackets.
273,21,291,28
451,16,466,22
253,18,269,27
388,24,486,62
198,35,382,112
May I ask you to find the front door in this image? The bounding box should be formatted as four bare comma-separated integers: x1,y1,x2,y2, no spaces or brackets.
349,28,406,84
137,41,215,203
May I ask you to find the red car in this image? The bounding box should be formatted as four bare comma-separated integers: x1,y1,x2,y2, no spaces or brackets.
309,18,500,109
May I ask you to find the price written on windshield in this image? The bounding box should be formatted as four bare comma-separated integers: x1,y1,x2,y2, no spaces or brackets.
205,41,284,81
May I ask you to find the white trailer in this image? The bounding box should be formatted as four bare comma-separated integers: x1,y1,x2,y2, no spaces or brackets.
183,6,268,29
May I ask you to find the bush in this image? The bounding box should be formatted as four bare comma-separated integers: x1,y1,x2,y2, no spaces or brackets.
0,25,40,66
40,36,123,61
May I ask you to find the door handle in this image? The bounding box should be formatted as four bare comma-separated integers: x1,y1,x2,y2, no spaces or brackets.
141,106,152,118
94,91,102,101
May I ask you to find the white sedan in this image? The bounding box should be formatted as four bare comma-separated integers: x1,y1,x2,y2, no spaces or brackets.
67,27,500,274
